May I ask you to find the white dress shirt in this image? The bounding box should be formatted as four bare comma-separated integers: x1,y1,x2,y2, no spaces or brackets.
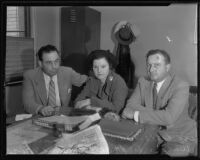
134,78,166,122
156,79,165,93
43,73,61,106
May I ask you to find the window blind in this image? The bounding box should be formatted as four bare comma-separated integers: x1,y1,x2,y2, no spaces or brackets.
7,6,25,37
6,37,34,84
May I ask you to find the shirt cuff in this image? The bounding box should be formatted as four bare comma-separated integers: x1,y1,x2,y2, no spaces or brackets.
134,111,139,122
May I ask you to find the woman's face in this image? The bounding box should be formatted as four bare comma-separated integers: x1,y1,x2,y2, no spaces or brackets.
93,57,110,83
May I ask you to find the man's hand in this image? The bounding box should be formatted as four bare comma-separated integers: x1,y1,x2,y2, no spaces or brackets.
122,107,135,119
39,106,55,116
75,99,91,109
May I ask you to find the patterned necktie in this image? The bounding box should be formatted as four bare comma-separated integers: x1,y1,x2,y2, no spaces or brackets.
48,78,56,107
153,82,157,110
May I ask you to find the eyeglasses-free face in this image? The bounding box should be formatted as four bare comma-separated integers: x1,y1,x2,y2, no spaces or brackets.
39,51,60,77
93,57,110,84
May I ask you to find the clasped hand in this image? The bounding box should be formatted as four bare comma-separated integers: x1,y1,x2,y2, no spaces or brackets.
39,106,58,116
121,107,135,120
104,112,120,121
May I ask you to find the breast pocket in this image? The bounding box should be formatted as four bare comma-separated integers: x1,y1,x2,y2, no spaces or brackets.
67,87,72,95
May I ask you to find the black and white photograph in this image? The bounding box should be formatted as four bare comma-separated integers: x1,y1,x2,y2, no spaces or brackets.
1,1,198,157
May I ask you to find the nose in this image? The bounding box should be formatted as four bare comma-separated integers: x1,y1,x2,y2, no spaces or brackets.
52,61,57,68
97,67,101,73
149,65,156,72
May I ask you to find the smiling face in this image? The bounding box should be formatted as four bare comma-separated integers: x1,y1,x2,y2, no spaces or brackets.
39,51,60,77
147,53,171,82
93,57,110,84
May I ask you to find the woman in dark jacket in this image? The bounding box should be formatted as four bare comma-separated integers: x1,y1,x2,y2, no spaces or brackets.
74,49,128,117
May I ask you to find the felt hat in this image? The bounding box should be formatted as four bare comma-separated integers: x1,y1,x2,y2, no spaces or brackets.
114,21,140,45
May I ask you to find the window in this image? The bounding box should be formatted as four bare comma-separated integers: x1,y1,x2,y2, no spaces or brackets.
6,6,33,84
6,6,30,37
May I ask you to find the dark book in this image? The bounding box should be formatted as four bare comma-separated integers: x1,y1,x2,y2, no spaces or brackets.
99,118,143,141
28,134,57,154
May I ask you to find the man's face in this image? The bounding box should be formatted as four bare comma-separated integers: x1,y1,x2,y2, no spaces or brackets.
147,53,170,82
39,51,60,77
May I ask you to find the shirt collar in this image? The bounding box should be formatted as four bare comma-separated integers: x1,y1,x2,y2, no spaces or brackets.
43,72,57,82
156,78,166,93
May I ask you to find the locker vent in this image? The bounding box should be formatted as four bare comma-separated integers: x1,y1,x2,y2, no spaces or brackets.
70,9,76,23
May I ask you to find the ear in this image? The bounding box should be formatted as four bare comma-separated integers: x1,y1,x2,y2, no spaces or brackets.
166,64,171,72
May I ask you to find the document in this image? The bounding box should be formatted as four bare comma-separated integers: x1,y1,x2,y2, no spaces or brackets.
7,120,47,147
7,142,34,154
15,114,32,121
48,124,109,154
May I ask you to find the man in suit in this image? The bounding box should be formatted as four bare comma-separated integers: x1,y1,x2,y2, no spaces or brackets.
22,44,88,116
122,49,197,156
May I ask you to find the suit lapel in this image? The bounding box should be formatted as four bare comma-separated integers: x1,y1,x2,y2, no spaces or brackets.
34,68,48,105
57,69,65,106
156,75,173,109
104,71,114,96
144,79,154,109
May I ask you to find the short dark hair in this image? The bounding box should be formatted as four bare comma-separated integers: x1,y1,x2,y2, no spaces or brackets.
37,44,59,61
87,49,117,70
146,49,171,64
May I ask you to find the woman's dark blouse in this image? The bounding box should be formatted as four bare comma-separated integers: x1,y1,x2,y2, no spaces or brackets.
74,71,128,113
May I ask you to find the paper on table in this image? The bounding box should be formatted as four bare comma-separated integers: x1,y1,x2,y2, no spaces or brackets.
7,141,34,154
7,122,47,147
15,114,32,121
48,124,109,154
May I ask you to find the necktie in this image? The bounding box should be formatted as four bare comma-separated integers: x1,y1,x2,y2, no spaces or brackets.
153,82,157,110
48,78,56,107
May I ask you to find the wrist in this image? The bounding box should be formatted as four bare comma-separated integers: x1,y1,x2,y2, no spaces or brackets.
36,105,44,115
134,111,139,122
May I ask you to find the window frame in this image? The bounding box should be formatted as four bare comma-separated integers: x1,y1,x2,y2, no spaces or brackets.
6,6,31,38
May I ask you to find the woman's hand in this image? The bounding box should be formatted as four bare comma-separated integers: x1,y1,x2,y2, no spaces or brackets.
121,107,135,119
104,112,120,121
74,99,91,109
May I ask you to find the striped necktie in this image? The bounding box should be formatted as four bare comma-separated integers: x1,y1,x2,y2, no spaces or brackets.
153,82,157,110
48,78,56,107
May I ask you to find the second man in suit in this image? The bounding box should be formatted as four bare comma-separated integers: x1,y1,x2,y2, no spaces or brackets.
122,49,197,156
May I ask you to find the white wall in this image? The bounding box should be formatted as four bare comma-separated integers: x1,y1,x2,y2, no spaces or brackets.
92,4,197,86
31,5,197,86
31,6,60,63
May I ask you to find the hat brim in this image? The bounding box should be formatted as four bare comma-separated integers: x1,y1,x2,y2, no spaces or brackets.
115,30,135,45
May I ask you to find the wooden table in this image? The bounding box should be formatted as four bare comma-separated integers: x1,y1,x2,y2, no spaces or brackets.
7,117,158,154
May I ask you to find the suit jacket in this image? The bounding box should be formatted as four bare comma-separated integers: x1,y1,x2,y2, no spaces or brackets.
22,66,87,114
75,71,128,113
126,74,197,143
